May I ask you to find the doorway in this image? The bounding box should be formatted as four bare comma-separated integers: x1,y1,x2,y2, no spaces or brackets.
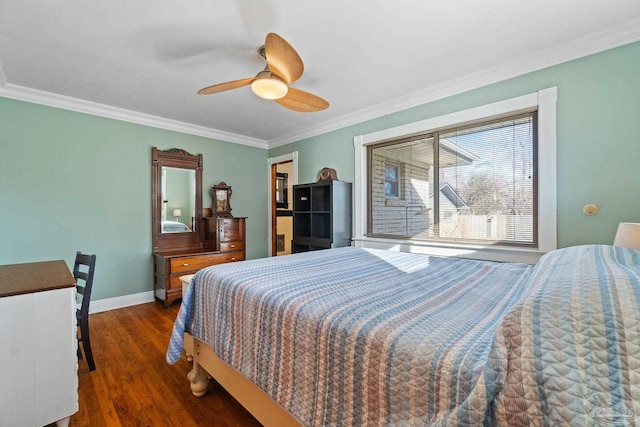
268,152,298,256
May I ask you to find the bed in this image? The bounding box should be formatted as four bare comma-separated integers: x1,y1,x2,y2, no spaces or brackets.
167,245,640,426
161,219,191,233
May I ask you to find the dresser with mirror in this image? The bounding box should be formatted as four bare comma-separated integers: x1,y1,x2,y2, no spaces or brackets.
151,148,246,306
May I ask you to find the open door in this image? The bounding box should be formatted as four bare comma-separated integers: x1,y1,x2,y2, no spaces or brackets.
271,160,294,256
271,163,277,256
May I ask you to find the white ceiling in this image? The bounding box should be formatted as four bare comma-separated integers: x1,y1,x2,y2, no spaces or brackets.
1,0,639,149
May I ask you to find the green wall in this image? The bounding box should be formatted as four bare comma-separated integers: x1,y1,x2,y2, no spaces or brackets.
270,41,640,249
0,98,268,301
1,42,638,303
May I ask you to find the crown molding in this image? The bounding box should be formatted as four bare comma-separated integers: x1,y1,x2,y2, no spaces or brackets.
267,17,640,149
0,83,269,149
1,17,637,152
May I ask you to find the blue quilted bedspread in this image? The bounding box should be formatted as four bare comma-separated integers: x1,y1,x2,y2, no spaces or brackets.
168,245,640,426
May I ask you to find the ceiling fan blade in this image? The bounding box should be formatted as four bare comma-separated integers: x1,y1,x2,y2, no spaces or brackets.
276,87,329,112
264,33,304,84
197,78,254,95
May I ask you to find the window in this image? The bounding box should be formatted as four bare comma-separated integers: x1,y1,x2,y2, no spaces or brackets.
384,163,400,198
368,113,537,246
354,88,557,263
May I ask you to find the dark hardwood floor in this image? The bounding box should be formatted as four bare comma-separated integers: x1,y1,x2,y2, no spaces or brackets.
69,301,262,427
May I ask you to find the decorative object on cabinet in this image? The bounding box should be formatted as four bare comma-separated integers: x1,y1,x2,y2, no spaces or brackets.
0,260,78,426
210,182,233,217
292,180,351,253
318,167,338,182
74,251,97,372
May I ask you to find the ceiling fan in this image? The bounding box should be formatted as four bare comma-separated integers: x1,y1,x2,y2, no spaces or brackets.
197,33,329,112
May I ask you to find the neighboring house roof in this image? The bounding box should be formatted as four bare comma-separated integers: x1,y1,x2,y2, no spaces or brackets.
373,137,479,169
429,183,469,210
439,138,480,166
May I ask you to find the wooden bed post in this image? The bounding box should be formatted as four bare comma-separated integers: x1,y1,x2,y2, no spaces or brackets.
189,360,211,397
185,336,302,426
188,338,211,397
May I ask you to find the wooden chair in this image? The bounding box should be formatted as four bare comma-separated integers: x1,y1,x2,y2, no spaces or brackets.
74,252,97,371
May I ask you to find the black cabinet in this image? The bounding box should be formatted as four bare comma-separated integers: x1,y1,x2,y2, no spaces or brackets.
292,181,352,253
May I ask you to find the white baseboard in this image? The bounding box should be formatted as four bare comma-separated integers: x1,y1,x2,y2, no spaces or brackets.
89,291,156,314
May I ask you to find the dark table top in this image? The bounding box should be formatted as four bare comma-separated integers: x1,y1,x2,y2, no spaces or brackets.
0,260,75,298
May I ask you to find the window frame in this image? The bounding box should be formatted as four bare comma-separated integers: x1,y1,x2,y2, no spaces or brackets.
368,111,538,246
353,87,557,264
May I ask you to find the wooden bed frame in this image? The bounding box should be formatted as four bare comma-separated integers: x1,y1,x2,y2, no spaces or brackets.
185,333,301,427
179,276,300,426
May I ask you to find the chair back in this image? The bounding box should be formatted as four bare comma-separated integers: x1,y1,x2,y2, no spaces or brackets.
74,252,96,317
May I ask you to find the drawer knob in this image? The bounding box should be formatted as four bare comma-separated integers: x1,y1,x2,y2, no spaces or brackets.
230,244,235,248
231,257,236,261
182,263,189,267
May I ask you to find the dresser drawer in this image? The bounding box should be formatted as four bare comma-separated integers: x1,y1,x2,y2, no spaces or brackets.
220,241,244,253
217,251,244,263
170,252,244,274
154,216,246,306
167,282,184,298
170,254,219,273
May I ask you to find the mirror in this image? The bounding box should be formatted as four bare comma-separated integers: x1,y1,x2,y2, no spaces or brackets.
152,148,203,253
161,167,196,233
275,172,288,209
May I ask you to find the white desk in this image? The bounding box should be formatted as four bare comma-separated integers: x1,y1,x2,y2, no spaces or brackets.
0,261,78,427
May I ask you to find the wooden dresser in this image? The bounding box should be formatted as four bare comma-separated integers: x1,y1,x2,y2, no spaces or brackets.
154,217,246,306
0,260,78,426
151,148,249,306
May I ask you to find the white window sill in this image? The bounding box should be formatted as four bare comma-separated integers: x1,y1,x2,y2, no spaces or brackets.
352,236,546,264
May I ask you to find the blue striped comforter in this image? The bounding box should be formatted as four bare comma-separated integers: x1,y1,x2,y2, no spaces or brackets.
167,245,640,426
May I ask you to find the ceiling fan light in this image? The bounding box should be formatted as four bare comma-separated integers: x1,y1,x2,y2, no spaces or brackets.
251,75,288,100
